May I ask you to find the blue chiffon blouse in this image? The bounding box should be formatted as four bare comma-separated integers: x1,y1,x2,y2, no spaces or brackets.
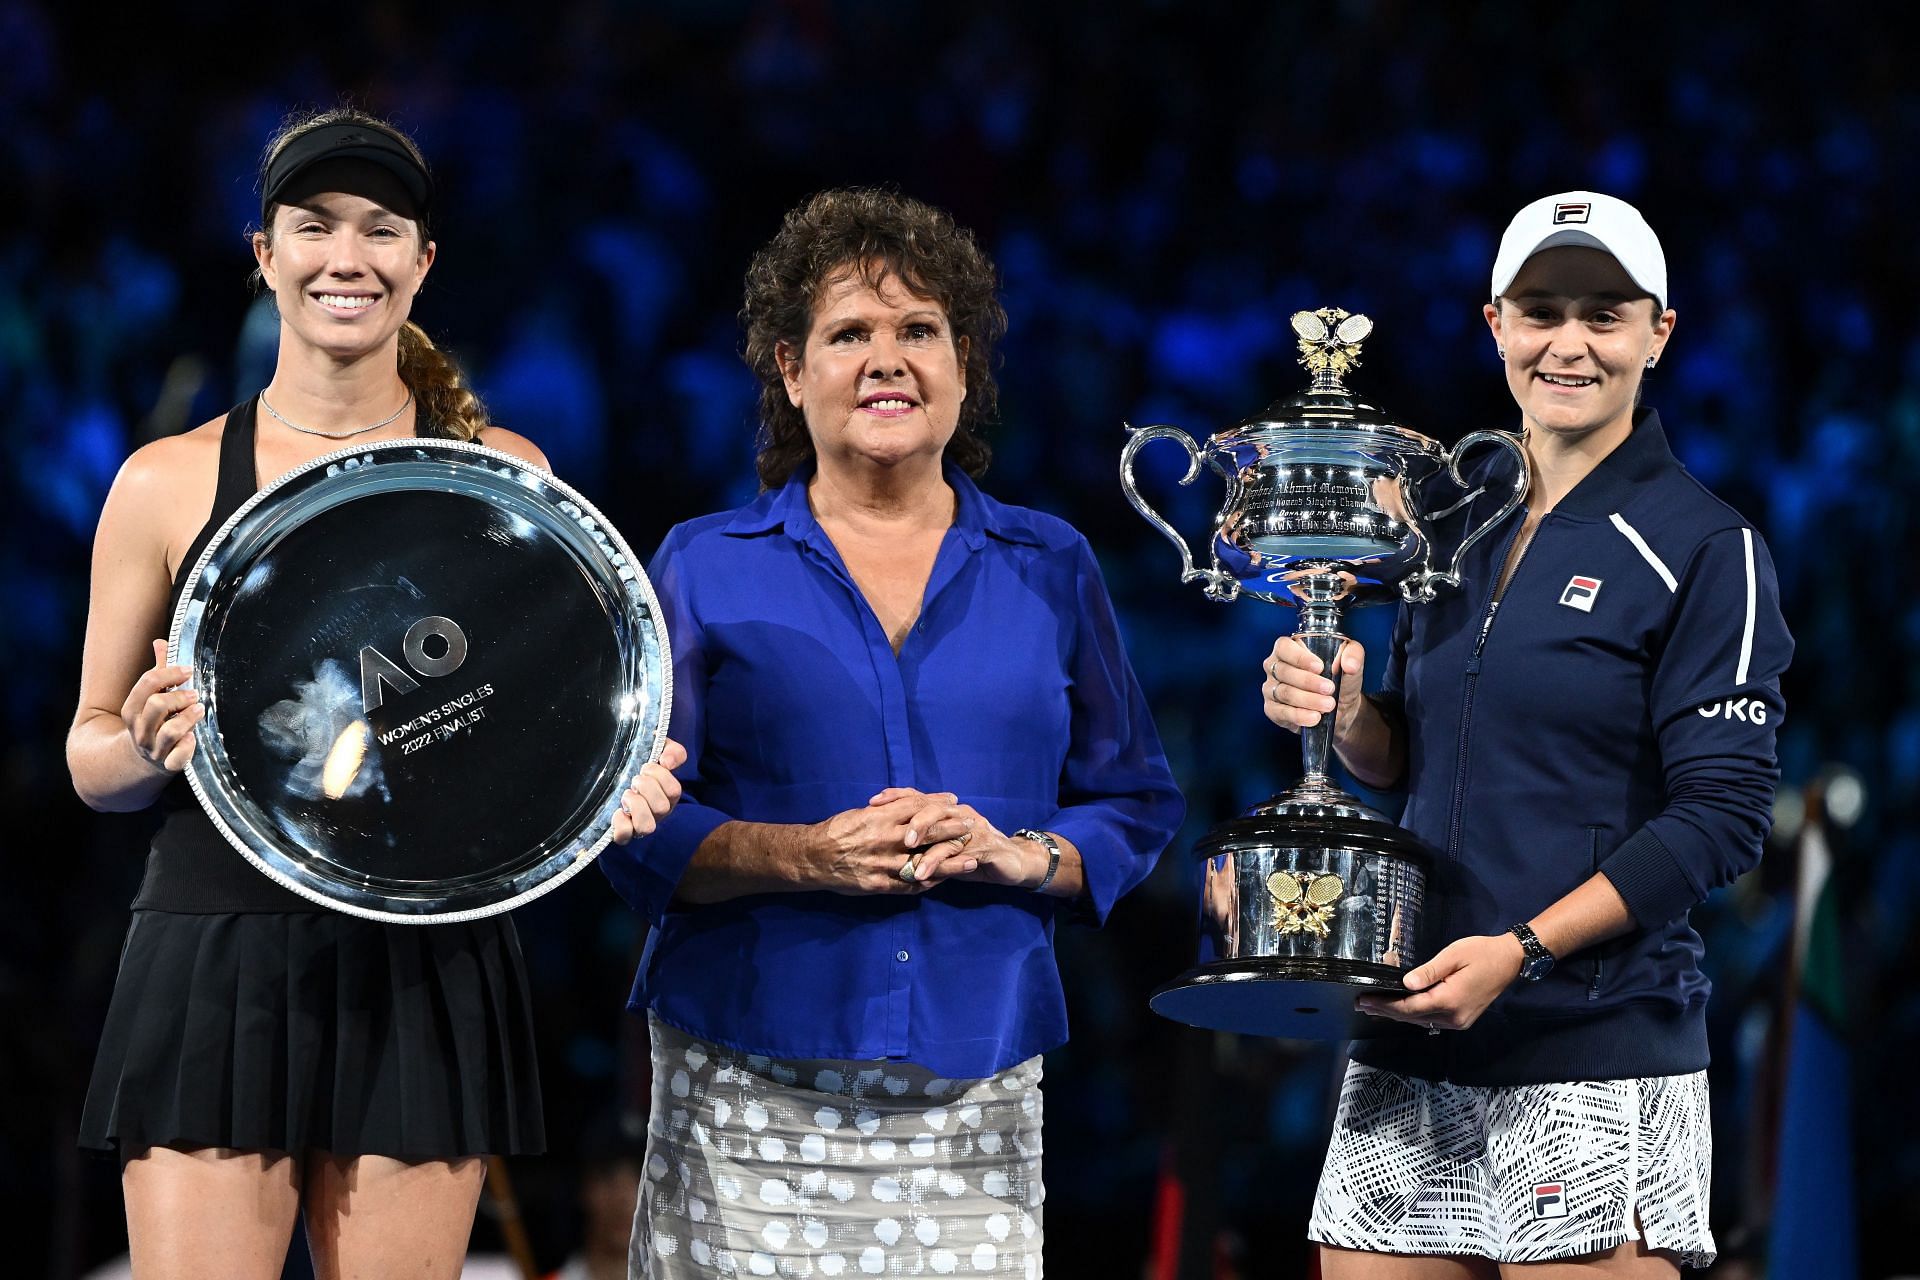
599,464,1184,1079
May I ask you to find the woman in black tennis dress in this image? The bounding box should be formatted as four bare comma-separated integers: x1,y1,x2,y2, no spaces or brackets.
70,107,683,1278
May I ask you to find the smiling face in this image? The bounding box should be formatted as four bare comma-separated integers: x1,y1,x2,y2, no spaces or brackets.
777,269,968,476
1484,246,1675,447
252,167,434,364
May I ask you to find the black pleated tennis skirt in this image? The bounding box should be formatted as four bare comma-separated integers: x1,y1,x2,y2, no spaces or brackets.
79,910,545,1160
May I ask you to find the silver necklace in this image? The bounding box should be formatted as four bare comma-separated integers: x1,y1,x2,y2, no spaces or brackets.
259,389,414,439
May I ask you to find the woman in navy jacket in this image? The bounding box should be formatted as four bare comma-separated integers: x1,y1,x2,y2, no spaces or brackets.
1261,192,1791,1276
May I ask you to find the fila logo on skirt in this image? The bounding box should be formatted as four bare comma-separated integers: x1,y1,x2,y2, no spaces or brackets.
1533,1181,1571,1219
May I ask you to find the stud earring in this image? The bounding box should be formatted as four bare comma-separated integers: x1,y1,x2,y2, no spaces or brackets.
1497,347,1506,359
1645,357,1656,371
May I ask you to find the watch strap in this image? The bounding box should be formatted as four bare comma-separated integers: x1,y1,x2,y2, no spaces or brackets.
1013,829,1061,892
1509,921,1554,979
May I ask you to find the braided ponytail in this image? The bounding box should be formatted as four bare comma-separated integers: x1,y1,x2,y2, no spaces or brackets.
397,322,489,441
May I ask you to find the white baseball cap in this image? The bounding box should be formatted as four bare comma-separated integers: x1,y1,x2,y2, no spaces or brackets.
1490,191,1668,310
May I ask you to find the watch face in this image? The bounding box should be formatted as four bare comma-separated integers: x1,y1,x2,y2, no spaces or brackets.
1522,953,1555,981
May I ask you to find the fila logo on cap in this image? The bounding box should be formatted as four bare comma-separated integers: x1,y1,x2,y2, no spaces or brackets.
1558,576,1602,612
1533,1182,1569,1219
1553,202,1591,224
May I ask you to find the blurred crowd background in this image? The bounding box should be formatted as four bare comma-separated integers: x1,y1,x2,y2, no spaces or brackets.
3,2,1911,1276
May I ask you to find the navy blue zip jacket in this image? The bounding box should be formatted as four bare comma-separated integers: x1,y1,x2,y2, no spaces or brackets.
1353,409,1792,1086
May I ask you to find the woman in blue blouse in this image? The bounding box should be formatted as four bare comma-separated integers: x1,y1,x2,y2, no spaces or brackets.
601,188,1183,1277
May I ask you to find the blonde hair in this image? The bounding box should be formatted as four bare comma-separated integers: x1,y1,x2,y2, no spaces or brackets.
256,106,490,441
395,321,489,442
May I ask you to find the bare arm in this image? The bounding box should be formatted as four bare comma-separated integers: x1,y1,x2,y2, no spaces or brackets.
1528,872,1637,963
1335,692,1405,791
66,444,204,812
673,820,835,904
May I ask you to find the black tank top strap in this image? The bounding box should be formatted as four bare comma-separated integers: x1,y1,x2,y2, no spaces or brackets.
170,396,261,610
141,392,329,913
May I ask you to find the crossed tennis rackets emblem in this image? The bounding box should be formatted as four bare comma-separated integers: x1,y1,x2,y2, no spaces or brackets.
1267,870,1345,937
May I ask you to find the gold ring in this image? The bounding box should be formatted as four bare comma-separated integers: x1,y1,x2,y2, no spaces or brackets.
897,855,920,883
956,830,973,848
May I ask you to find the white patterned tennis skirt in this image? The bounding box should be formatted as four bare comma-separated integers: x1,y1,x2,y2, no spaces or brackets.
1310,1062,1714,1267
631,1015,1044,1278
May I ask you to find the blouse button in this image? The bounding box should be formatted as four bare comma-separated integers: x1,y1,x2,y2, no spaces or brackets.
896,950,911,962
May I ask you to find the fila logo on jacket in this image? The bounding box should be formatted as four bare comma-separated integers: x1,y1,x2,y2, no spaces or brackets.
1558,576,1602,612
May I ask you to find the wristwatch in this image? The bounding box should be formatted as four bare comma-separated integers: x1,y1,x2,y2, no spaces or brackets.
1509,922,1555,981
1012,829,1061,892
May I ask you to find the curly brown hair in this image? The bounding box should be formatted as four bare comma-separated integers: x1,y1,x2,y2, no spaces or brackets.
254,107,490,442
741,188,1006,490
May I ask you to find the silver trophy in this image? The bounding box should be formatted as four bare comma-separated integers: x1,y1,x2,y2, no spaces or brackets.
1120,307,1527,1037
171,440,672,923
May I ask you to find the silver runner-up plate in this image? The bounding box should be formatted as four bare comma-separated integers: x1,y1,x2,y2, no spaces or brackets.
169,439,671,923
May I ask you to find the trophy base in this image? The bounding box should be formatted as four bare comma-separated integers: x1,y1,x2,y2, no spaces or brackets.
1149,956,1419,1040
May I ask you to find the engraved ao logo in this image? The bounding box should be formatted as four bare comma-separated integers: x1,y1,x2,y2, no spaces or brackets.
359,616,469,715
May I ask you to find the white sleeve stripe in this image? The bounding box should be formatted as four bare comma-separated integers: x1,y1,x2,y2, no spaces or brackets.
1608,513,1678,592
1736,527,1756,685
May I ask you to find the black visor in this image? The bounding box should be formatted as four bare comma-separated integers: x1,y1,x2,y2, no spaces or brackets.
261,122,434,224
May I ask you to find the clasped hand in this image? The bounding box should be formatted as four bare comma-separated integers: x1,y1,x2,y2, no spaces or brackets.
807,788,1045,896
1355,932,1526,1032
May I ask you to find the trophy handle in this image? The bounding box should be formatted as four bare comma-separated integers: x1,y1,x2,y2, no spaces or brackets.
1120,423,1240,602
1399,429,1531,603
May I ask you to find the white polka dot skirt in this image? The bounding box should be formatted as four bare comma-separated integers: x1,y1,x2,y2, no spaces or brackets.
631,1015,1045,1278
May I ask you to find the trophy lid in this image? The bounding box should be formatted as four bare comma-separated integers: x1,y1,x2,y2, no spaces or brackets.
1224,307,1426,442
